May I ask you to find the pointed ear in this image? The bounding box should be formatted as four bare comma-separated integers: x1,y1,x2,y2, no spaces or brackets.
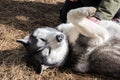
16,35,29,47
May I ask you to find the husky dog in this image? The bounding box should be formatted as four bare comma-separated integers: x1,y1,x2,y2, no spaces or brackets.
17,7,120,78
17,27,69,73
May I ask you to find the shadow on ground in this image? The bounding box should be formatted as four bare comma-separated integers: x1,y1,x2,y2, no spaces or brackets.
0,0,63,32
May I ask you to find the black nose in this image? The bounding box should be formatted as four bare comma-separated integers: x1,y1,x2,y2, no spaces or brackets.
56,34,64,42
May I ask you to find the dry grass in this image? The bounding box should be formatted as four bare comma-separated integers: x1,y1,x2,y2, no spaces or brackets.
0,0,117,80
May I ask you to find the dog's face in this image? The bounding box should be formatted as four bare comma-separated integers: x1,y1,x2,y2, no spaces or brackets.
17,27,68,72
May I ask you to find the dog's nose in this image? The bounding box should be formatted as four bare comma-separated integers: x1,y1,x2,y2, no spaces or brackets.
56,34,64,42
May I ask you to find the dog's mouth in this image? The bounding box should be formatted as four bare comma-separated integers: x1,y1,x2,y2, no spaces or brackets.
35,46,51,55
25,46,52,74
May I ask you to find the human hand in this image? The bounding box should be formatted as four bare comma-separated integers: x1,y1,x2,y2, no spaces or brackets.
112,18,120,24
88,17,100,24
70,0,77,2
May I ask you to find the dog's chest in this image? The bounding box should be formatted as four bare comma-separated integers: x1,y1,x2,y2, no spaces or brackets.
64,34,94,71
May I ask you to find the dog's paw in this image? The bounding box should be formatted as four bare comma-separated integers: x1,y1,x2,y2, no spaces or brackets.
68,7,96,17
67,7,96,22
88,7,96,17
77,7,96,17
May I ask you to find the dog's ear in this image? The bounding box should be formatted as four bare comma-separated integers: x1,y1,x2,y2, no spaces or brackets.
16,35,29,47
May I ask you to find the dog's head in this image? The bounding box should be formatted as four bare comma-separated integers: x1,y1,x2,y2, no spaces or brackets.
17,27,69,73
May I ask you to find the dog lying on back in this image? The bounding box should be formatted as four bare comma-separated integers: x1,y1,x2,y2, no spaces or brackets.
17,7,120,78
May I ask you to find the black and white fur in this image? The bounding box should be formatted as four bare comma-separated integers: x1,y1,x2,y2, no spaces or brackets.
17,27,69,73
17,7,120,78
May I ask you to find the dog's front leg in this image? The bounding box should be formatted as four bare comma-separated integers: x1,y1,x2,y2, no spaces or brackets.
67,7,109,46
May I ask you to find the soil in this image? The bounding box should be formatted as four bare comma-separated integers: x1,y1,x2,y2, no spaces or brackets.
0,0,116,80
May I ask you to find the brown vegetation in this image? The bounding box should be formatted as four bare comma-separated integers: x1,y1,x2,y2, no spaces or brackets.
0,0,116,80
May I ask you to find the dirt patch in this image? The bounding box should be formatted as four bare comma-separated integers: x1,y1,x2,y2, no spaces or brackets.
0,0,116,80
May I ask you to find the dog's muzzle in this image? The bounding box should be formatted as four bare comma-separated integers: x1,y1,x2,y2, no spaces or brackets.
35,46,51,55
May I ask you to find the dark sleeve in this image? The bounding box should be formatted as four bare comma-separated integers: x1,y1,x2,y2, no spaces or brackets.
94,0,120,20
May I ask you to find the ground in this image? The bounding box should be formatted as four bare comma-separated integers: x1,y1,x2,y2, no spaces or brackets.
0,0,117,80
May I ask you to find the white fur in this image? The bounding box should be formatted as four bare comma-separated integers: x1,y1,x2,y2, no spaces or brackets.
58,7,120,46
33,27,69,66
46,41,68,66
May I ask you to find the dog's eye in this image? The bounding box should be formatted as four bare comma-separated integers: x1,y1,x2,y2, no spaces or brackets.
40,38,47,42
